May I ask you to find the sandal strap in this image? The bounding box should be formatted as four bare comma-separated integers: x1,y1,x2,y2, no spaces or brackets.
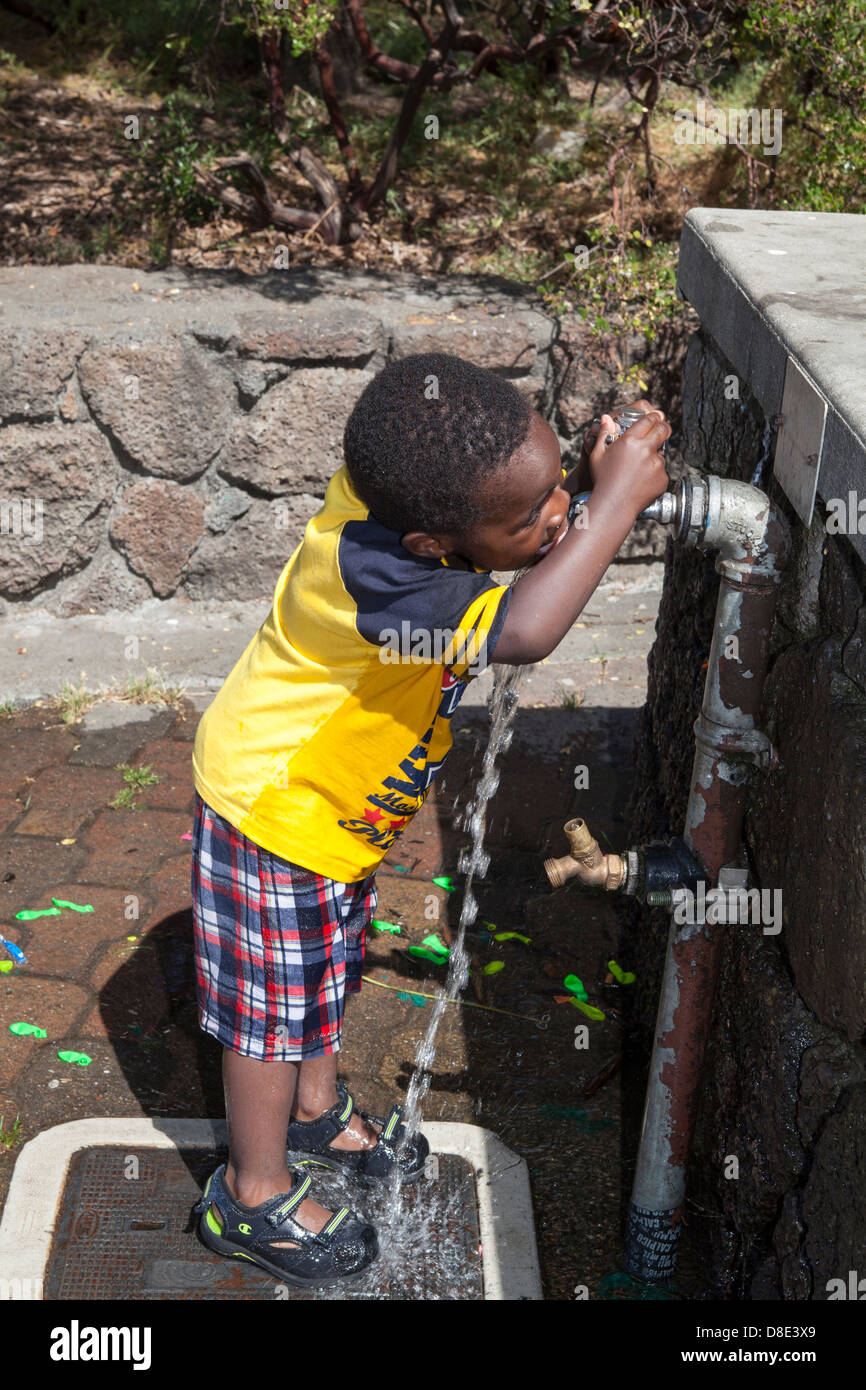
262,1176,352,1249
199,1166,358,1254
264,1172,313,1225
378,1104,404,1144
347,1102,403,1175
286,1080,355,1150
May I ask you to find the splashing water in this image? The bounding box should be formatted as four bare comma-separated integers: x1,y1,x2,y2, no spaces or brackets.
377,658,527,1267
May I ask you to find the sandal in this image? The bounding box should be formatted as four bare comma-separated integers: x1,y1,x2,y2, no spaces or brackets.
192,1164,378,1286
286,1080,430,1185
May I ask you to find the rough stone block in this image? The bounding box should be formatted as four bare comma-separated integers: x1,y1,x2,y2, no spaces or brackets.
78,335,233,481
109,478,205,598
234,301,385,364
690,930,817,1286
555,360,617,438
181,494,320,601
0,329,88,422
390,305,539,375
0,421,115,598
44,546,154,617
819,529,866,645
216,367,372,495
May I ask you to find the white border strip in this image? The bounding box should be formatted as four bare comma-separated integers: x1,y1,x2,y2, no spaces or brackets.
0,1118,541,1301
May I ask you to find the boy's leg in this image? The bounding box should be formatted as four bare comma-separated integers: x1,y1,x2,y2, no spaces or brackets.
222,1049,334,1243
294,1054,382,1152
292,868,382,1152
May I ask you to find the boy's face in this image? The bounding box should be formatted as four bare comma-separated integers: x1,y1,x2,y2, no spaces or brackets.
401,411,570,572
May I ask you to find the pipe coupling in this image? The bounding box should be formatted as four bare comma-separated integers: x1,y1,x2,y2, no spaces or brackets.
693,711,779,771
675,474,790,581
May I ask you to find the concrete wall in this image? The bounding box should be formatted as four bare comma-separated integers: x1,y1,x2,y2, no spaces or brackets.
0,264,687,618
624,210,866,1299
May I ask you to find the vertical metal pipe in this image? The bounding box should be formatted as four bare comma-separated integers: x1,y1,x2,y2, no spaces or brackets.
623,478,790,1282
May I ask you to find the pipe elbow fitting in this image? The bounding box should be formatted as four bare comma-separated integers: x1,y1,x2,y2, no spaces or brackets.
544,817,625,891
677,475,791,582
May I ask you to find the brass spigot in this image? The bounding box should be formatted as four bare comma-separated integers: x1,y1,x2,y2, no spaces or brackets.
544,817,626,891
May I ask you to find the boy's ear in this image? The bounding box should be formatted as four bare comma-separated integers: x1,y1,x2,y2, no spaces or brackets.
400,530,453,559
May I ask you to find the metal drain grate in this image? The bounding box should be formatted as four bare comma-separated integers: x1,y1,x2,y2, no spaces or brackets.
44,1146,484,1300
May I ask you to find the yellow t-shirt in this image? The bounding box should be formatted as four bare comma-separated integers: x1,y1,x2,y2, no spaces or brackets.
192,464,512,881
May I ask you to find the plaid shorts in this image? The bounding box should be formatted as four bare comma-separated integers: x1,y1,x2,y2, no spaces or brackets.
190,792,378,1061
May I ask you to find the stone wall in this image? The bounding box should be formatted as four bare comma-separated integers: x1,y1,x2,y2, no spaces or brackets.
0,264,687,618
623,212,866,1298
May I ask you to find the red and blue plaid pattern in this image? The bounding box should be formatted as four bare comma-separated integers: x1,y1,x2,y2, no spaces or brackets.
190,793,377,1060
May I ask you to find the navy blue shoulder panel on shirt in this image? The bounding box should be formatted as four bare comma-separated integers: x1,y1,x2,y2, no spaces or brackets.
337,515,512,661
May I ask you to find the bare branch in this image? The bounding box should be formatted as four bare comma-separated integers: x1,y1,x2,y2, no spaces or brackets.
353,0,463,214
194,154,351,244
315,41,363,195
389,0,436,43
345,0,421,81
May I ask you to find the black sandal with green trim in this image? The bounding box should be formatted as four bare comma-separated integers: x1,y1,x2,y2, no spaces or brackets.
193,1164,378,1286
285,1080,429,1185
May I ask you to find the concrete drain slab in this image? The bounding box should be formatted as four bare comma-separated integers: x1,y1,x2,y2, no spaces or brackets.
0,1119,541,1301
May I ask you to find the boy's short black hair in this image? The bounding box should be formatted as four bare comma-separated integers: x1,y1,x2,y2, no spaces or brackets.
343,352,533,536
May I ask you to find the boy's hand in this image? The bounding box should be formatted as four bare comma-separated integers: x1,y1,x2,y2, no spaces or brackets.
579,398,661,465
588,408,671,518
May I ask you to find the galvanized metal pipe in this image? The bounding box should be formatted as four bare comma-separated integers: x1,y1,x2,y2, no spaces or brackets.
623,475,791,1283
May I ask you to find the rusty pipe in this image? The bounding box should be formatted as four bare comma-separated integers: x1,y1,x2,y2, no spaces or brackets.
623,475,790,1283
544,817,626,890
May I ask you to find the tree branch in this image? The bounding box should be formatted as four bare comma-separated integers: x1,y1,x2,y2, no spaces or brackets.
193,155,342,240
353,1,463,214
260,27,345,244
315,40,363,195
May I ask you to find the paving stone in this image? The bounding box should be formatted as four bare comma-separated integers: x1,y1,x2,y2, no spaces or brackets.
124,737,195,813
69,703,177,767
146,853,194,908
0,836,88,920
165,699,203,742
17,1037,155,1127
0,724,77,796
78,808,193,886
14,764,120,839
21,884,143,983
0,976,91,1089
90,937,172,1030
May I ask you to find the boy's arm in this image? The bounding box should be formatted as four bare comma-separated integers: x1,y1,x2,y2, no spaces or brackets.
494,411,670,666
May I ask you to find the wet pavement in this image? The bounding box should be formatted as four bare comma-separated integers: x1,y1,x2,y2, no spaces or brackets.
0,560,680,1300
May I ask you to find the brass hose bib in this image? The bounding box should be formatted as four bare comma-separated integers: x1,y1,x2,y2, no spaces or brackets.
544,817,626,891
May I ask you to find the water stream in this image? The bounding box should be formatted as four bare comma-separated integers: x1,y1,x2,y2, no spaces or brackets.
376,657,528,1270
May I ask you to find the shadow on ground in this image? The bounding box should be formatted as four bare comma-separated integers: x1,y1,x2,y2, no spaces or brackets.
0,690,706,1299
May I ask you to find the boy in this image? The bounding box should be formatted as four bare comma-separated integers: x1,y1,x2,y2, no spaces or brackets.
190,352,670,1286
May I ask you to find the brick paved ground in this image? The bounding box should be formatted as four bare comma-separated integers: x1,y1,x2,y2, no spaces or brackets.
0,562,674,1298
